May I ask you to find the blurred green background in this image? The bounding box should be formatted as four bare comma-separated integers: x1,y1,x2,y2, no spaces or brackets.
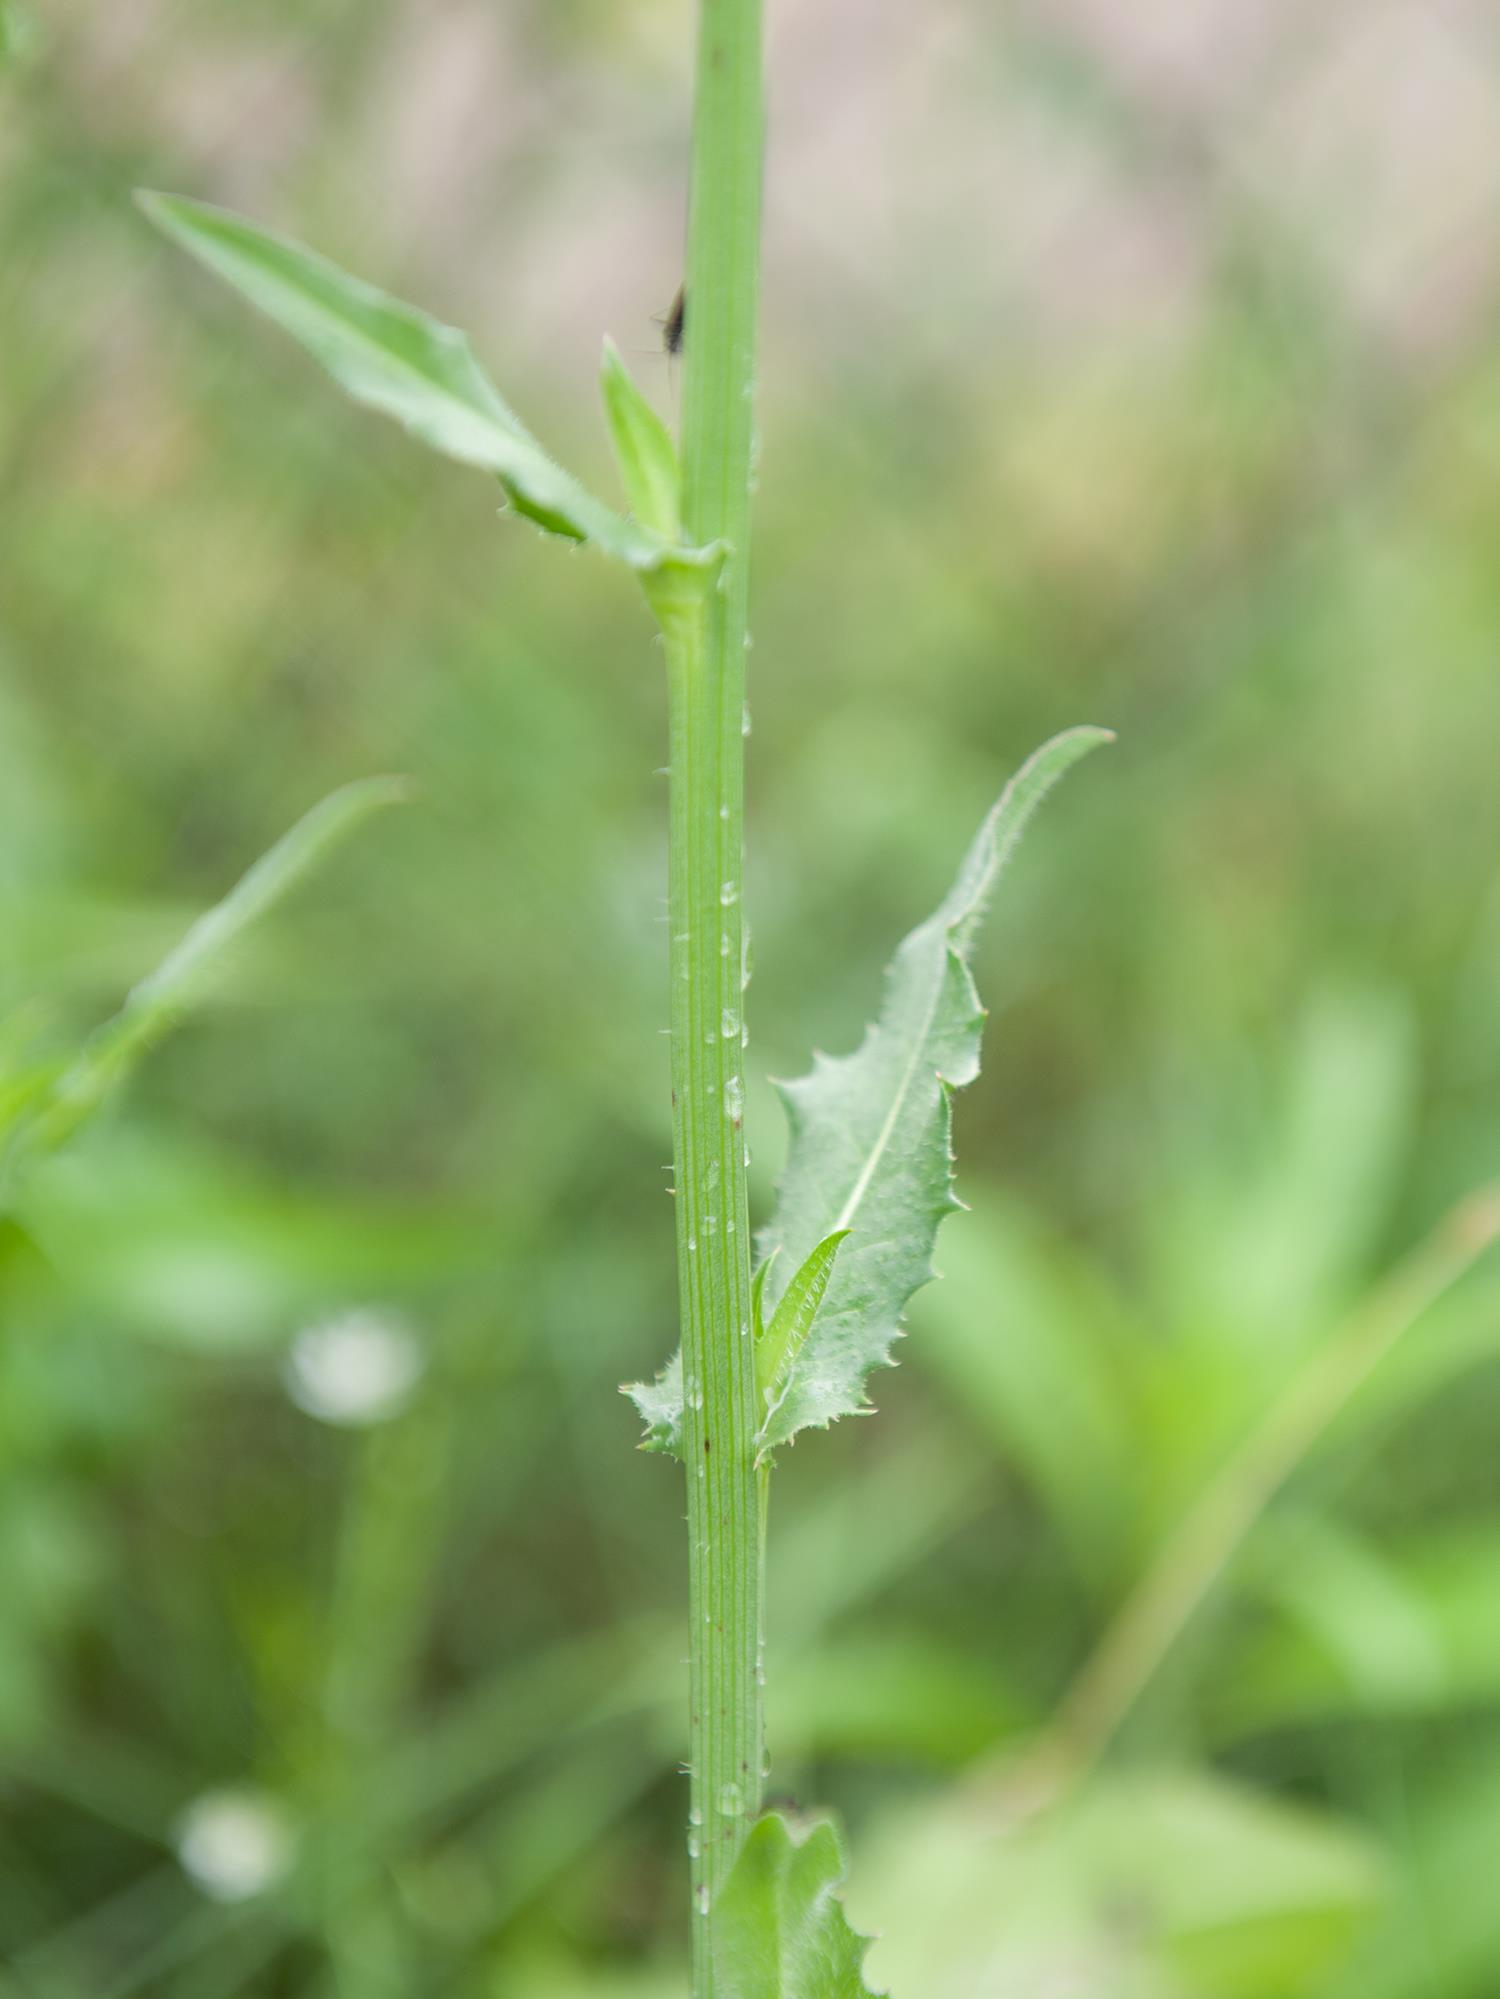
4,1,1500,1993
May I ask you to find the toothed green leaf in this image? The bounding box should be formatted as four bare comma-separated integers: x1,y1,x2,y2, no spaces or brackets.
756,725,1111,1450
624,1347,686,1456
714,1813,881,1999
601,336,681,542
137,191,679,572
624,727,1110,1459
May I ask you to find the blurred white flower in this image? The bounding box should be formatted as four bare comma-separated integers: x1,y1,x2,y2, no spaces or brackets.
175,1788,295,1902
282,1307,425,1427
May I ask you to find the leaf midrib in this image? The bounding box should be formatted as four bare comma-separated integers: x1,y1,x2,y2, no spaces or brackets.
828,916,963,1241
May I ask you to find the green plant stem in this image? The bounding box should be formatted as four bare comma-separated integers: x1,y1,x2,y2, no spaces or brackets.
669,0,764,1984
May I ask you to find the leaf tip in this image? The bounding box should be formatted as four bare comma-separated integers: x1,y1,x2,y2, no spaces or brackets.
357,772,415,808
133,187,200,236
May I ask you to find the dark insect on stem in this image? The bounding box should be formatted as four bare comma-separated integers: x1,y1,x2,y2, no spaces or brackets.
663,283,685,356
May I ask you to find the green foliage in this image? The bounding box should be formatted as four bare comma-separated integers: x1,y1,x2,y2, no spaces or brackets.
601,339,682,544
8,7,1500,1997
136,194,689,574
4,778,406,1174
756,1230,849,1447
757,726,1109,1449
627,726,1109,1460
626,1230,849,1459
714,1813,880,1999
858,1768,1384,1998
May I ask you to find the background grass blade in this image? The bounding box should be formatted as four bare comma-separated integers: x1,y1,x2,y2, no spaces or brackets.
18,777,407,1158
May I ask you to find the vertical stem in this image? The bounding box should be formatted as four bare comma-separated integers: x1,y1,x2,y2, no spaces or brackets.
669,0,764,1989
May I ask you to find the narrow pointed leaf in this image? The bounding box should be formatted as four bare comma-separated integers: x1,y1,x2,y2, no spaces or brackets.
601,336,681,542
714,1812,881,1999
757,1230,850,1446
16,777,407,1158
756,725,1111,1449
137,192,677,571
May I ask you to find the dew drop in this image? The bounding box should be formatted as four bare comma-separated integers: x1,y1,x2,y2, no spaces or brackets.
687,1830,702,1860
720,1008,738,1039
695,1884,711,1917
742,703,752,737
688,1807,704,1827
724,1077,744,1121
687,1236,698,1253
720,931,732,957
704,1159,720,1192
718,1781,744,1817
719,881,739,907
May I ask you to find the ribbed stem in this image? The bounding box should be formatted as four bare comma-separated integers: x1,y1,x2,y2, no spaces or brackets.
669,0,764,1991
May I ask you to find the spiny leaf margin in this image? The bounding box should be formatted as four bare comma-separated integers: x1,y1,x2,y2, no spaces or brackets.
624,1345,685,1457
625,1229,848,1459
623,725,1110,1458
756,725,1111,1448
713,1811,883,1999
